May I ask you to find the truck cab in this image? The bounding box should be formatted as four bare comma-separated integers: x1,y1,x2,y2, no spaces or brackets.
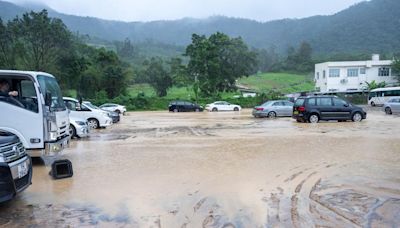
0,70,70,158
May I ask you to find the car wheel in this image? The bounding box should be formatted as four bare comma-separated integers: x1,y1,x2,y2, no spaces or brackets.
352,112,363,122
233,107,239,111
88,118,99,129
385,107,392,115
212,107,218,112
115,109,121,114
371,102,375,107
267,111,277,118
308,114,319,123
195,108,200,112
69,125,77,138
173,108,178,113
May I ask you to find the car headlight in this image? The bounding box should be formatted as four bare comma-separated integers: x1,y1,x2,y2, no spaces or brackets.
75,121,86,126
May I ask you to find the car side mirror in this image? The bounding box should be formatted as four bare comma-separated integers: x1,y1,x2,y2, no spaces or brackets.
45,91,52,107
344,103,349,107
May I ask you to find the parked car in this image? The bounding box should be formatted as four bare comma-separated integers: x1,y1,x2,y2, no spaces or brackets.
99,103,126,115
292,96,367,123
205,101,241,112
383,97,400,115
63,97,113,129
69,116,89,138
0,131,32,203
168,101,203,112
83,101,120,123
253,100,294,118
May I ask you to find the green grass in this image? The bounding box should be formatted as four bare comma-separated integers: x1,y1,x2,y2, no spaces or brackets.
237,72,315,94
127,84,240,100
127,73,315,100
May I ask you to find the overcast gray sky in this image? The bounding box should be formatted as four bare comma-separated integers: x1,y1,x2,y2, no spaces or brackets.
8,0,366,22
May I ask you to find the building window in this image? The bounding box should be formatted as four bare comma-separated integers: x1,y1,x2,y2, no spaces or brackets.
323,70,326,78
316,72,320,80
378,67,390,76
329,69,340,77
347,68,359,77
360,68,366,74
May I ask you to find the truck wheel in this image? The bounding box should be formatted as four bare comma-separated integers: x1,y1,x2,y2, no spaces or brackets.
88,118,99,129
69,125,76,138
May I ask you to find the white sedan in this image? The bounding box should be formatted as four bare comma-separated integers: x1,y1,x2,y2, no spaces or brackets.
205,101,242,112
99,103,127,115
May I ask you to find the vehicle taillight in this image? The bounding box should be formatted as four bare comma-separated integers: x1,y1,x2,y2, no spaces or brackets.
256,107,264,111
298,106,305,112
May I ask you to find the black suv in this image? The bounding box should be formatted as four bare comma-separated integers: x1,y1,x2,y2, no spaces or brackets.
0,132,32,203
168,101,203,112
292,96,367,123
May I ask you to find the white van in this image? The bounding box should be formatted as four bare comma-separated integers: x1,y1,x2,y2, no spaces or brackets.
63,97,112,129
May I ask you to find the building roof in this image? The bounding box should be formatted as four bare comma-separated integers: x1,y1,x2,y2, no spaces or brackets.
316,60,392,68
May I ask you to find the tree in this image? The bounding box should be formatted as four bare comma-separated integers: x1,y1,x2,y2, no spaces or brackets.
169,57,189,87
185,32,257,96
0,18,16,68
142,57,173,97
7,10,72,71
284,41,313,73
366,80,386,90
392,57,400,83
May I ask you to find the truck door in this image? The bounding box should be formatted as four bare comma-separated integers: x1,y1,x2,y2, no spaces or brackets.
0,76,43,149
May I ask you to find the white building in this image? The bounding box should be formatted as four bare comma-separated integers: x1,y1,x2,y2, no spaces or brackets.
315,54,398,92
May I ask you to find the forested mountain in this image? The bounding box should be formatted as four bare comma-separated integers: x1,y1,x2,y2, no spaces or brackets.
1,0,399,55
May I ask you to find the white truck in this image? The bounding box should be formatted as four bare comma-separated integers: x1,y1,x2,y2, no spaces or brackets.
0,70,70,158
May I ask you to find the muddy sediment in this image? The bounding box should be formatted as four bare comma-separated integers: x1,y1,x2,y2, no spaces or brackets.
0,109,399,227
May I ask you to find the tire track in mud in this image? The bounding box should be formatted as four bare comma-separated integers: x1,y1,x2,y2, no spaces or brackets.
262,162,345,227
263,161,400,227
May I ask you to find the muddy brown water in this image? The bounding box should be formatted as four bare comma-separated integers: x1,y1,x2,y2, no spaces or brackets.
1,109,399,227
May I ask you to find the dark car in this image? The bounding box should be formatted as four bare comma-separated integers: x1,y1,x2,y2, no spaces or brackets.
168,101,203,112
292,96,367,123
0,131,32,203
106,110,120,123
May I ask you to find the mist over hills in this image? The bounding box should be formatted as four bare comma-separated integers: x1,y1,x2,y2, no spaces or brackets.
1,0,399,55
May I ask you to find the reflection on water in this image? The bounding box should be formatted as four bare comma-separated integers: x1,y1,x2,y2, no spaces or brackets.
1,109,399,227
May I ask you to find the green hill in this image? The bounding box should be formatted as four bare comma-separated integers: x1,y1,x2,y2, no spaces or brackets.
1,0,399,55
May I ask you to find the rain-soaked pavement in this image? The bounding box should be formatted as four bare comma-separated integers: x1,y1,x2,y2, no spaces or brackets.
1,108,400,227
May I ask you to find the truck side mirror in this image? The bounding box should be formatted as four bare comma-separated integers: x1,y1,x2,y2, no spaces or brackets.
45,91,52,107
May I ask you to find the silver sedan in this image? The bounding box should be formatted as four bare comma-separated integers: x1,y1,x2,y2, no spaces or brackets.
252,100,294,118
383,97,400,115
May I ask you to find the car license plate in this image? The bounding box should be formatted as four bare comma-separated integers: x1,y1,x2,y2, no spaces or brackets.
293,111,299,115
17,162,28,178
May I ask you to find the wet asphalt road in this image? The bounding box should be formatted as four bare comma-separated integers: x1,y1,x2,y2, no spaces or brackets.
0,108,399,227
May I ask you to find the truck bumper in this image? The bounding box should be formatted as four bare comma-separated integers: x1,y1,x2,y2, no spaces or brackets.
0,155,32,203
28,136,70,157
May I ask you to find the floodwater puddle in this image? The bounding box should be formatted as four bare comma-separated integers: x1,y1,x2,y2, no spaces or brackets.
1,109,399,227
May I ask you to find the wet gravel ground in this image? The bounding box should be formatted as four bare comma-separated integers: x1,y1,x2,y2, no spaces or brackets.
0,107,399,227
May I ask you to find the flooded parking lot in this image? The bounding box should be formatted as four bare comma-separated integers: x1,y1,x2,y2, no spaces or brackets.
1,109,400,227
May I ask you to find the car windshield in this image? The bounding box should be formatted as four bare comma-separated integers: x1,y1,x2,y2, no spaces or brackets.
85,102,100,110
294,98,305,106
37,75,66,111
261,101,274,106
